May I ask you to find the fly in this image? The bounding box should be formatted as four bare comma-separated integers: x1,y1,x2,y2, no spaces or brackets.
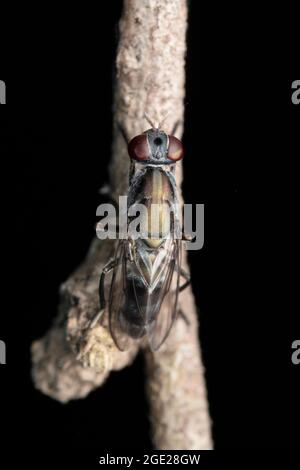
93,117,190,351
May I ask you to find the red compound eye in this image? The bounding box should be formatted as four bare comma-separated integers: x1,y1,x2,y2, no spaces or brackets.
168,135,184,161
128,134,149,161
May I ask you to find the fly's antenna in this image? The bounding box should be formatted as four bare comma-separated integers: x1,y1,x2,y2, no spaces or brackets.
144,112,157,129
157,111,170,130
144,112,169,130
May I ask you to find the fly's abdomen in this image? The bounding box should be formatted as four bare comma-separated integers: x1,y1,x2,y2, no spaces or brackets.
119,275,160,339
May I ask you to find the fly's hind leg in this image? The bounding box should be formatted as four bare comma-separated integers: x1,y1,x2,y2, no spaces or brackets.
178,267,191,325
179,267,191,292
88,258,116,329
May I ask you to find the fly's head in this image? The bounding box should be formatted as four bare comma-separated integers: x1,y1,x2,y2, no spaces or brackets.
128,128,184,165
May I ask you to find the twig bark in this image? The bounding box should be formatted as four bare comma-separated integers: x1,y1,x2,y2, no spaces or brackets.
31,0,212,450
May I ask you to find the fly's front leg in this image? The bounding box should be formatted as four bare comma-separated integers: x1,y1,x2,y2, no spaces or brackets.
88,259,116,329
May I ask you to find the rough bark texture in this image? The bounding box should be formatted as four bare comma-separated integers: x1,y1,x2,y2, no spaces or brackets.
31,0,212,450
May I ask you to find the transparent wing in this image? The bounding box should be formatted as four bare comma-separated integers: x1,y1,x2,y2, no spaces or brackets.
109,238,182,351
131,238,182,351
108,240,135,351
147,239,181,350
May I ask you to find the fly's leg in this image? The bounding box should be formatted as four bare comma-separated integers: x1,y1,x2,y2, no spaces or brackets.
177,267,191,326
179,267,191,292
79,257,121,369
182,231,194,242
99,259,117,310
88,259,116,329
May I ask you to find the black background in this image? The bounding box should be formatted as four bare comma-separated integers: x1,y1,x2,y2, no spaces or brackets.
0,0,299,463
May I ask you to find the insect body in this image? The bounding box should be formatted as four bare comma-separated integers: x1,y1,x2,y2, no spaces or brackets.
96,121,190,351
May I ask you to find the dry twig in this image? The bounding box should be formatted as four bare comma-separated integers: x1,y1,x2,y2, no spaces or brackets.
31,0,212,450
